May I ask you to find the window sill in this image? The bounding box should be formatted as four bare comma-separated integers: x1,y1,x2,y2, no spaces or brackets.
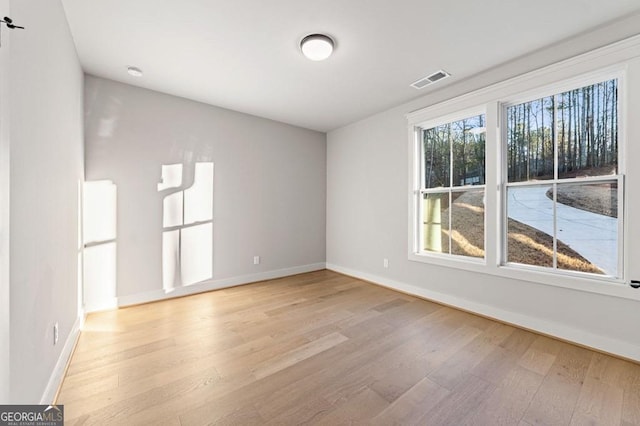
408,252,640,302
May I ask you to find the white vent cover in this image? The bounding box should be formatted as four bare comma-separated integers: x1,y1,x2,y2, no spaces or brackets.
410,70,451,89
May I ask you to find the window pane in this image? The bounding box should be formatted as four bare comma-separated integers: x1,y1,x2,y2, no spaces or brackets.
556,182,617,276
507,185,554,267
451,190,484,258
557,79,618,179
507,96,554,183
452,115,486,187
422,192,449,254
421,113,486,259
423,126,450,188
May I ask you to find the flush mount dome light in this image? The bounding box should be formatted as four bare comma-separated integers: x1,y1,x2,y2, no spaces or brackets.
300,34,334,61
127,66,143,77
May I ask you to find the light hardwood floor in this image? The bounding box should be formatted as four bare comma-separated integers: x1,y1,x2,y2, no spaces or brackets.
57,270,640,425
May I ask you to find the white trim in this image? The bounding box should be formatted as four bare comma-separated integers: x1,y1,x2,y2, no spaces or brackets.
420,186,487,194
619,72,629,283
409,126,418,255
326,263,640,362
620,174,627,283
40,313,84,404
499,67,626,107
104,263,327,310
414,105,487,132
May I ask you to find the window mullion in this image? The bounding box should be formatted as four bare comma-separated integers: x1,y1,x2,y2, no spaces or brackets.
553,94,559,181
553,94,559,269
418,129,424,252
618,174,624,280
448,125,454,255
485,101,500,269
552,182,558,269
448,191,452,254
417,127,426,255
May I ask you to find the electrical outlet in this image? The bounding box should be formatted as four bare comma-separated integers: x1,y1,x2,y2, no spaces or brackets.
53,322,59,345
383,258,389,268
253,256,260,265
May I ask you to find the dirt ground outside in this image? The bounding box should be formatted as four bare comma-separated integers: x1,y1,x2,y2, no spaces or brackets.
425,190,601,274
547,184,617,218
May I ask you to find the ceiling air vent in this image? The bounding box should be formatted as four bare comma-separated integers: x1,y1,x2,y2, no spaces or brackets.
410,70,451,89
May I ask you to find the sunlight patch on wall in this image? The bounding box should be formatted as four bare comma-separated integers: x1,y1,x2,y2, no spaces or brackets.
159,162,214,291
83,180,117,311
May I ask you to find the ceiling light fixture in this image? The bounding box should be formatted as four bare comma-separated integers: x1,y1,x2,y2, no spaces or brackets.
300,34,334,61
127,66,143,77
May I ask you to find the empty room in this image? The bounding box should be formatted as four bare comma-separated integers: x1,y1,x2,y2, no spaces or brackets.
1,0,640,424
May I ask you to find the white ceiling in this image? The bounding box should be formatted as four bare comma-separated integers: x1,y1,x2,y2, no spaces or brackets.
61,0,640,132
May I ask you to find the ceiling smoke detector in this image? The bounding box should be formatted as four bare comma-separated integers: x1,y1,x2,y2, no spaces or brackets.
410,70,450,89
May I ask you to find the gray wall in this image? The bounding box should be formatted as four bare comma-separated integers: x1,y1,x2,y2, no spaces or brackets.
83,76,326,306
7,0,84,403
327,21,640,360
0,0,9,405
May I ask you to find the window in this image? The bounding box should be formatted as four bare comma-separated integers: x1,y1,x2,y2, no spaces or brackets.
408,57,629,293
504,79,622,278
416,111,486,259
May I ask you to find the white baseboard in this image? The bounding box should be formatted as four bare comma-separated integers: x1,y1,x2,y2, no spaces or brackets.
40,312,84,404
114,263,327,309
326,263,640,362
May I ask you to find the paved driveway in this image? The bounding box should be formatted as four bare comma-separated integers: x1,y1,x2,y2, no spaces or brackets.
507,186,618,276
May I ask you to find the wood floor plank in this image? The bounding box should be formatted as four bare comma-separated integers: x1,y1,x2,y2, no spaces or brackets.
428,321,515,389
251,331,348,380
55,270,640,425
371,377,450,425
622,389,640,426
464,365,544,425
110,371,258,426
65,337,177,376
471,328,537,386
263,394,334,425
522,344,593,425
180,317,401,422
418,373,496,425
252,318,427,420
65,364,221,425
56,373,119,404
369,323,483,402
312,385,390,425
518,346,557,376
372,297,412,312
570,377,624,426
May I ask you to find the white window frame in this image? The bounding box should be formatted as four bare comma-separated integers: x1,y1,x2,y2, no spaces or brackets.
411,107,487,263
407,35,640,302
500,73,625,280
